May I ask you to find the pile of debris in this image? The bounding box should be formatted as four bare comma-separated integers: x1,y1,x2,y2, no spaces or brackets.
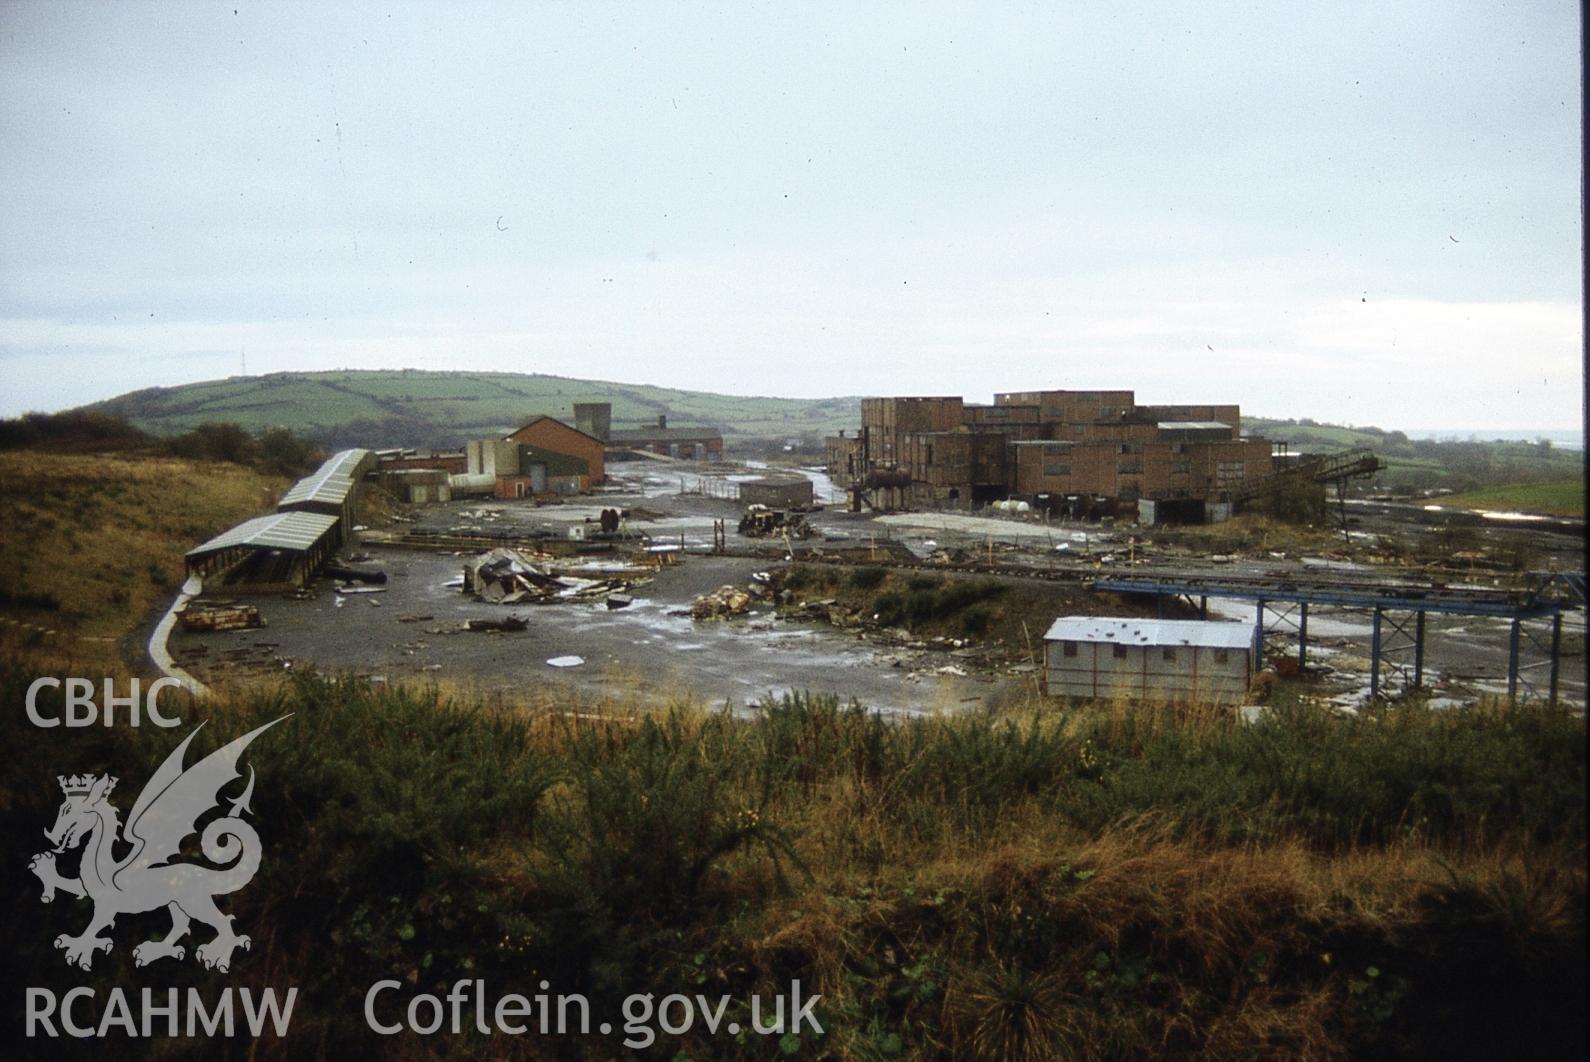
691,584,753,620
177,602,263,632
463,548,638,605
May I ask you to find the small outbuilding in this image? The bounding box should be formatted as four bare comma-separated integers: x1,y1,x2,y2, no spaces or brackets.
738,477,814,509
1043,616,1255,704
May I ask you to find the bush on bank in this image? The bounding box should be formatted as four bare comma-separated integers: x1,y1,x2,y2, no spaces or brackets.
0,667,1582,1059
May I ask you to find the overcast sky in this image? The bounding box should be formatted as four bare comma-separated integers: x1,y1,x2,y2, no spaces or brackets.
1,2,1581,430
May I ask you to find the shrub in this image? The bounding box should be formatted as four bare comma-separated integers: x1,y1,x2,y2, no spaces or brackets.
848,565,887,591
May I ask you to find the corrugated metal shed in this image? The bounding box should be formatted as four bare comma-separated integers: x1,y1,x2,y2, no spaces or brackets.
1043,616,1253,650
186,511,340,561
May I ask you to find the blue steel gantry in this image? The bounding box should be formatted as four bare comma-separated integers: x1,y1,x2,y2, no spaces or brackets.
1090,570,1582,704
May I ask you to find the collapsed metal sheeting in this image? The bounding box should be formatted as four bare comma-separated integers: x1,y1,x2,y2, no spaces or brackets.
462,547,644,605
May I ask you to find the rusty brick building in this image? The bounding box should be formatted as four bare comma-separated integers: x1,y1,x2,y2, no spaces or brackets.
825,389,1274,520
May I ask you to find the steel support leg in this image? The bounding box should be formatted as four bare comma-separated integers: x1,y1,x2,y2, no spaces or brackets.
1507,618,1521,699
1370,607,1382,699
1298,602,1309,671
1254,598,1265,669
1413,611,1425,689
1549,611,1562,706
1199,595,1207,619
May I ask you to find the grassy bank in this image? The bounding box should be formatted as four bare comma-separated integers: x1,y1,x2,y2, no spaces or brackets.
1439,479,1585,519
0,451,286,672
2,671,1582,1059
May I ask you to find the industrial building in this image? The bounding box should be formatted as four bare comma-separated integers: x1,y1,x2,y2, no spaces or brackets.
184,449,373,589
464,437,592,497
1043,616,1256,703
505,416,606,484
608,415,724,462
825,389,1276,519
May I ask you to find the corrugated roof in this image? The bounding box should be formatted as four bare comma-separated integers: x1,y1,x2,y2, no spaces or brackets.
278,449,371,508
1157,421,1232,431
1043,616,1254,650
279,471,354,508
320,449,372,479
187,511,340,559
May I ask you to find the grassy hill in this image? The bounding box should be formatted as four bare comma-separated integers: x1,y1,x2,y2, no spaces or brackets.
90,369,863,449
1249,416,1584,499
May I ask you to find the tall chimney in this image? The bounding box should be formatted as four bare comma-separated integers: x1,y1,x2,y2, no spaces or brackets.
657,414,667,429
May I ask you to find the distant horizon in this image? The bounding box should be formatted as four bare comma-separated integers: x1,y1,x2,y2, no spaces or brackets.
39,365,1586,443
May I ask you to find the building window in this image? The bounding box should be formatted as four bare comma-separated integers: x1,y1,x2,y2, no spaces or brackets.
1213,649,1230,664
1118,461,1143,474
1062,641,1078,658
1043,462,1071,476
1171,461,1191,474
1162,648,1176,662
1112,644,1129,659
925,444,934,465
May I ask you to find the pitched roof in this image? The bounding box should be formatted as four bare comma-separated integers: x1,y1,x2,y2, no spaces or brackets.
186,511,340,560
506,416,604,446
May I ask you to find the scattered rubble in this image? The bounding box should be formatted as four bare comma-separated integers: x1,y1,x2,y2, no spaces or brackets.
464,615,528,632
177,603,263,632
691,585,753,619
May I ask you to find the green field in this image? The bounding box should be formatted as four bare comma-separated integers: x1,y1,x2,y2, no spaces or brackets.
1440,478,1585,518
91,369,863,447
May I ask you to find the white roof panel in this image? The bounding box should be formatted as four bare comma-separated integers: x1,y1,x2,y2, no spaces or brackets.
1043,616,1254,650
1157,421,1232,431
187,511,339,559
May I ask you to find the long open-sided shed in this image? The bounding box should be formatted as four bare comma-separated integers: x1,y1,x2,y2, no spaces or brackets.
1044,616,1256,704
184,511,340,589
277,449,373,536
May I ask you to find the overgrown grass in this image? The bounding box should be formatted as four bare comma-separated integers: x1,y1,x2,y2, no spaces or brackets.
1,671,1581,1059
0,451,287,670
1440,478,1585,518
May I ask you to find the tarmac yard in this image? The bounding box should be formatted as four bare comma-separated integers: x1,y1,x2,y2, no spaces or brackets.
169,549,1007,715
168,461,1585,713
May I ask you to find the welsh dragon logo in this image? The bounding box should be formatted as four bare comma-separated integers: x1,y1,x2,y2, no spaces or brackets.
28,717,289,972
